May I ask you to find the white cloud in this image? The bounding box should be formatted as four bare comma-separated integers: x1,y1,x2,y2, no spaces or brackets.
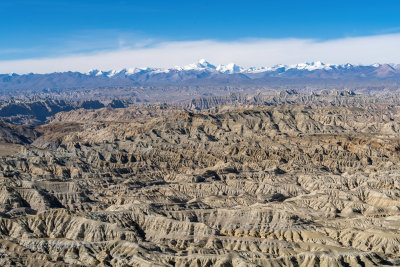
2,33,400,74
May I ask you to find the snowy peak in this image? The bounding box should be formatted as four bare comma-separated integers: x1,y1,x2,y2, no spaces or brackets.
87,69,120,77
198,58,214,68
216,63,244,74
181,59,216,71
289,61,333,71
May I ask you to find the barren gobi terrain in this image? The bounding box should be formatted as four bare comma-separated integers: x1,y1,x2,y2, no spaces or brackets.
0,92,400,266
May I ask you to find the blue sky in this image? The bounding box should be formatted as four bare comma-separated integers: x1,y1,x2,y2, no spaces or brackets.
1,0,400,73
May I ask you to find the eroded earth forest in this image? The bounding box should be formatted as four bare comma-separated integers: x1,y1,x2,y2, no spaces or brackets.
0,89,400,266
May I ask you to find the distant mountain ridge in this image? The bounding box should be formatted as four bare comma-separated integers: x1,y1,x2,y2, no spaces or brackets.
84,59,400,76
2,59,400,90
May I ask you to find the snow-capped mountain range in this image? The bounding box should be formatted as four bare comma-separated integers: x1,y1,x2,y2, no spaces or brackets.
2,59,400,90
84,59,400,77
